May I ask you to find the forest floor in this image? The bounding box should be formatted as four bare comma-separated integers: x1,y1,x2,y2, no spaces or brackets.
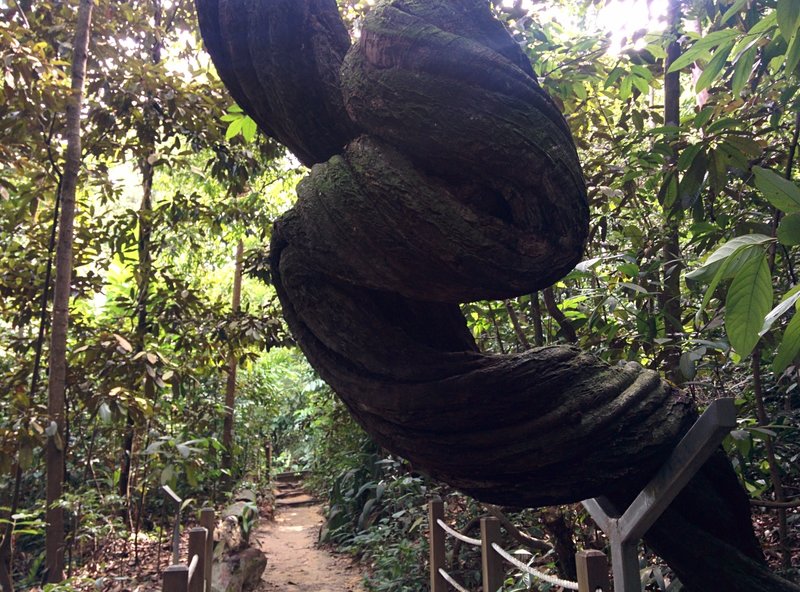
253,477,365,592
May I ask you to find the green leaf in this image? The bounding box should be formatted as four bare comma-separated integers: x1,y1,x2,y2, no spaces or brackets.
725,252,773,357
686,234,774,283
679,351,697,380
777,0,800,42
722,0,748,23
778,212,800,245
753,166,800,212
785,31,800,75
98,402,112,424
725,135,762,158
732,45,757,95
701,253,735,310
696,41,734,92
773,312,800,373
749,12,778,38
225,117,243,141
241,116,257,142
760,285,800,336
677,143,704,171
668,30,738,73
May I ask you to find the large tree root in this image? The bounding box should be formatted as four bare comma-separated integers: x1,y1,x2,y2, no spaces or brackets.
195,1,799,589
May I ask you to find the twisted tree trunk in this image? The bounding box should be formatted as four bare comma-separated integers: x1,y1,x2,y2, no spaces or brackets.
194,1,799,590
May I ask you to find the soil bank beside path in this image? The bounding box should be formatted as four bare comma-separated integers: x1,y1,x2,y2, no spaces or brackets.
253,503,366,592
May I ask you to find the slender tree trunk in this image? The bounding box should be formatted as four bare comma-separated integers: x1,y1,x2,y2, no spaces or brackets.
119,160,154,510
542,287,577,343
529,292,544,347
45,0,93,582
0,465,22,592
504,299,531,349
118,0,161,508
660,0,683,384
222,239,244,481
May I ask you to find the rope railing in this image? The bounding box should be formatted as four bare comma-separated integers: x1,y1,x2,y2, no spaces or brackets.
438,568,472,592
428,497,609,592
491,542,579,590
187,554,200,585
436,518,482,546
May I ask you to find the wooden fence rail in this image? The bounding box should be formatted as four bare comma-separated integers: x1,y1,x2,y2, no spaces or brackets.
429,498,609,592
163,507,216,592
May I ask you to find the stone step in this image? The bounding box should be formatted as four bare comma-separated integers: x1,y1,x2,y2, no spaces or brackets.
274,493,316,507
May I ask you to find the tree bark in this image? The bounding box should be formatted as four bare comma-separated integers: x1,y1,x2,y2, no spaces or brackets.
660,0,683,384
222,239,244,481
0,466,22,592
45,0,93,582
195,1,800,590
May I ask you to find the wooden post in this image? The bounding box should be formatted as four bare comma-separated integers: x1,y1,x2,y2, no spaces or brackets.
163,565,189,592
199,508,215,592
428,498,446,592
480,517,503,592
188,527,207,592
576,550,609,592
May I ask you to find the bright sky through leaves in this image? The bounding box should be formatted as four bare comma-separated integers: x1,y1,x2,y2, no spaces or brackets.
503,0,668,55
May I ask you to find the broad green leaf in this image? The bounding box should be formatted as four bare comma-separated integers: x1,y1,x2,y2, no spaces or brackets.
686,234,774,283
725,135,763,158
786,31,800,75
753,166,800,212
722,0,748,23
777,0,800,42
677,143,704,171
732,45,757,95
668,29,738,73
693,107,714,129
701,253,735,309
241,116,258,142
773,312,800,372
225,117,243,140
749,12,778,38
706,117,745,134
680,149,708,210
778,212,800,245
696,41,734,92
658,172,678,209
760,285,800,336
725,252,773,357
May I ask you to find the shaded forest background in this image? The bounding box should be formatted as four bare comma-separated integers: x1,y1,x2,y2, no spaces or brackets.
0,0,798,590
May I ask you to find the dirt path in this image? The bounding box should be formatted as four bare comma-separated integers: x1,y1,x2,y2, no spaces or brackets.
252,500,365,592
